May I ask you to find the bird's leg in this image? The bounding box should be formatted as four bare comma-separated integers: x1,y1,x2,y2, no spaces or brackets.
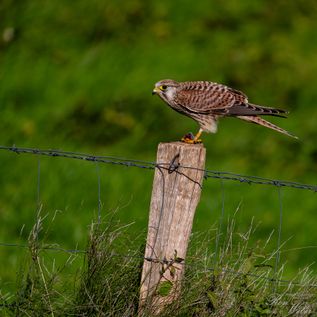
193,129,203,143
181,129,203,144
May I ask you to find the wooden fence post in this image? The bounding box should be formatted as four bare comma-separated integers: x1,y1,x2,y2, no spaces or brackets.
139,142,206,314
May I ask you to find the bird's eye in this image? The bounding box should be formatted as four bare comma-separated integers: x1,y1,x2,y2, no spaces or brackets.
160,85,168,90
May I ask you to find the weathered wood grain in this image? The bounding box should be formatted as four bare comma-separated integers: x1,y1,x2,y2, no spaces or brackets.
139,142,206,314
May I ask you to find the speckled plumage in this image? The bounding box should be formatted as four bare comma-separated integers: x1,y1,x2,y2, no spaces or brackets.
152,79,297,140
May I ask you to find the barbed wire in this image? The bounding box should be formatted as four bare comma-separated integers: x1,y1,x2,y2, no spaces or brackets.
0,145,316,192
0,145,316,289
0,241,316,288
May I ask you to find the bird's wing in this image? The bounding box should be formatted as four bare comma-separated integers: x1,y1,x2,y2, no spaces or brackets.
175,84,245,115
176,84,287,117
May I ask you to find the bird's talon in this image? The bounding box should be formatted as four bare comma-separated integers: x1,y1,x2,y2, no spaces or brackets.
181,132,203,144
181,137,203,144
181,137,194,144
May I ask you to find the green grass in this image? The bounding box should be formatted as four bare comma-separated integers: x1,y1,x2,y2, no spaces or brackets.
0,149,316,288
1,213,317,316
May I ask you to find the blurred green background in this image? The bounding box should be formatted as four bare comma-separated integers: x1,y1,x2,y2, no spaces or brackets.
0,0,317,293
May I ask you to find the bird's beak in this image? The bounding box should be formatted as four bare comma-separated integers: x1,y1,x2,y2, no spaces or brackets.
152,87,160,95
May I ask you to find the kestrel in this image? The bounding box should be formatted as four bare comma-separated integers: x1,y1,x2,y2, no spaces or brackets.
152,79,298,143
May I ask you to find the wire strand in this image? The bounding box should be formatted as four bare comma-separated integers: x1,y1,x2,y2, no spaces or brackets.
0,241,316,288
0,145,316,191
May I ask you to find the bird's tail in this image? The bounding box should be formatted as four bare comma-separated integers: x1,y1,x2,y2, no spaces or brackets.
237,115,298,139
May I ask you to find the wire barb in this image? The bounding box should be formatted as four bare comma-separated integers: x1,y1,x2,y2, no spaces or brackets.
168,153,180,174
0,145,315,191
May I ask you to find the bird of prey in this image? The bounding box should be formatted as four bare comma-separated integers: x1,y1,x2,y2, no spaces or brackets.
152,79,297,143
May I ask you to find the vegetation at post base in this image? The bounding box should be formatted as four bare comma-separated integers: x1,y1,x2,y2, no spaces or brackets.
157,281,173,297
1,215,317,316
73,222,142,316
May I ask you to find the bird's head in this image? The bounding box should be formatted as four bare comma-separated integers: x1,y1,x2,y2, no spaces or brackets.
152,79,179,103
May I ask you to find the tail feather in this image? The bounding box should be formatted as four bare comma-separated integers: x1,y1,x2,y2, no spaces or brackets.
248,103,288,117
237,115,298,139
226,103,288,118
